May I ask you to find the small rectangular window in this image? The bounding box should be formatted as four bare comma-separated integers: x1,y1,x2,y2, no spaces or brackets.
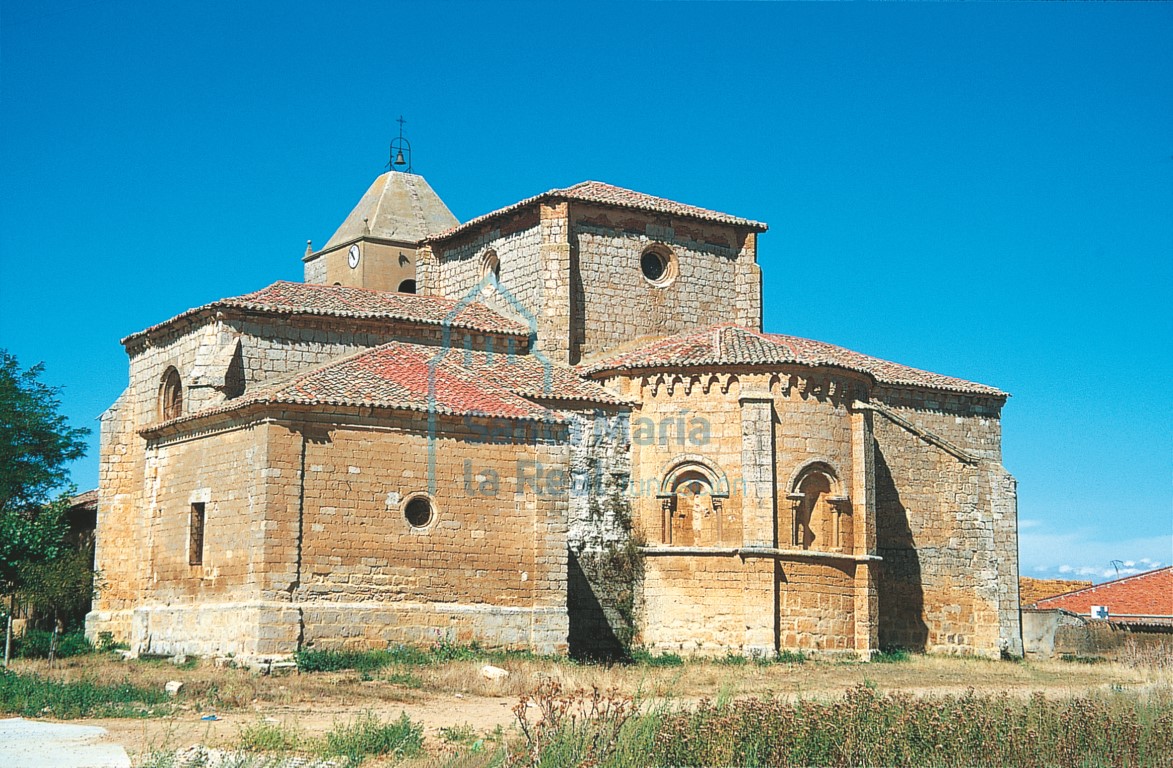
189,502,205,566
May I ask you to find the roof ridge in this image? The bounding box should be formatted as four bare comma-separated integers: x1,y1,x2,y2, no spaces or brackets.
581,323,1006,396
123,281,530,346
425,180,767,244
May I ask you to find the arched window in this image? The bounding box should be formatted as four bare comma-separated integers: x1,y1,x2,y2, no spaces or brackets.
794,471,831,550
480,250,500,292
398,279,416,294
789,464,852,551
160,367,183,421
666,471,719,546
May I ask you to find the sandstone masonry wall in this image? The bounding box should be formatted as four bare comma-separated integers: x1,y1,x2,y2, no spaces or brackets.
570,203,761,363
870,386,1020,656
283,411,570,653
615,367,875,656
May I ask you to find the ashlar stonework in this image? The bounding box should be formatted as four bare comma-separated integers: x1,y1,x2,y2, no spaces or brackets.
87,172,1023,662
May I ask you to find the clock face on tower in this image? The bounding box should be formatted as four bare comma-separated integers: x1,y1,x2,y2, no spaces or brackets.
347,244,360,269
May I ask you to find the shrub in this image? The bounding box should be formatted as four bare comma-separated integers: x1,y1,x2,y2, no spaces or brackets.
96,631,129,652
872,647,910,663
320,711,423,762
15,629,93,659
512,681,637,768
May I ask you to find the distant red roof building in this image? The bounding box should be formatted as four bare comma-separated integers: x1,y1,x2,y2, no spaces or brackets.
1033,567,1173,626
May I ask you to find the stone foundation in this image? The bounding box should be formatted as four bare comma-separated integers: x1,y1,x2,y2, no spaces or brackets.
88,601,569,657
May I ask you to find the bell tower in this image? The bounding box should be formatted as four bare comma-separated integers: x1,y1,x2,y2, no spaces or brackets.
303,119,458,292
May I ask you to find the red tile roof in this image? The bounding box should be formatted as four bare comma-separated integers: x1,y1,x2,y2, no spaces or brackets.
258,342,556,421
579,324,1006,396
122,281,530,345
450,347,631,406
426,180,768,243
142,341,626,435
1034,567,1173,620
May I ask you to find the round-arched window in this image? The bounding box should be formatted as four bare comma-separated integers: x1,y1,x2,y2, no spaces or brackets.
398,279,416,294
640,244,677,287
404,495,435,529
159,367,183,421
481,250,501,292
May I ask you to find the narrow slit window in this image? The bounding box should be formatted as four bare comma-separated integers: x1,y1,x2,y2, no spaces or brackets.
189,502,205,566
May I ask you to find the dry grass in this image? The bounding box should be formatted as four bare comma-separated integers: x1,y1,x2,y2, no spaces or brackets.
9,648,1171,765
9,648,1168,711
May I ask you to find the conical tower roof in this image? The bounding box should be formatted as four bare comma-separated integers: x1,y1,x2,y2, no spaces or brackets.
324,171,458,249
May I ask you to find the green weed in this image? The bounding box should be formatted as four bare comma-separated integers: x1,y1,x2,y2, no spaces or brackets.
385,670,423,688
772,650,807,665
238,719,302,752
439,723,479,744
0,668,170,718
629,648,684,667
872,647,911,663
508,685,1173,768
295,640,555,674
1060,653,1107,664
320,711,423,763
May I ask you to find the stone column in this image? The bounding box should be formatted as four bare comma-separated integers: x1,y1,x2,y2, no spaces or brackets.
851,407,878,655
991,465,1024,657
538,202,571,364
739,389,776,655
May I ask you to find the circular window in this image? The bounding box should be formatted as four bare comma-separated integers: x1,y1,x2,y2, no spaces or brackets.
404,496,434,528
640,245,676,286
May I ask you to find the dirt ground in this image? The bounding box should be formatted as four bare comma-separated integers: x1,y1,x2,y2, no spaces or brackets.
11,652,1171,763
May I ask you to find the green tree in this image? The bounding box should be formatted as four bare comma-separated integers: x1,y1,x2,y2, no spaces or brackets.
0,349,89,666
0,349,89,515
20,540,99,662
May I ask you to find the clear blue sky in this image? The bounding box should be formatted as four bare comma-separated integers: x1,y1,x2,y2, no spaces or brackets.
2,1,1170,582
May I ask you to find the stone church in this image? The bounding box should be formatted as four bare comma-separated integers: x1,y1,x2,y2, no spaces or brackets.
87,166,1023,661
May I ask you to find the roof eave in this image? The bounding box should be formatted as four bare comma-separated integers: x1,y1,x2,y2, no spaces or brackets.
138,396,566,439
423,189,768,246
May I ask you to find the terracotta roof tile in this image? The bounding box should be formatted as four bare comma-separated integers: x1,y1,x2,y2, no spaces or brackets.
450,347,631,406
1019,577,1094,606
123,281,529,345
1034,567,1173,620
426,181,767,243
259,342,555,421
580,323,1007,396
142,341,627,435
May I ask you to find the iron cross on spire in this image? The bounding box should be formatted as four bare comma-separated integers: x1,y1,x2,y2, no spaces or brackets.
389,116,412,173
